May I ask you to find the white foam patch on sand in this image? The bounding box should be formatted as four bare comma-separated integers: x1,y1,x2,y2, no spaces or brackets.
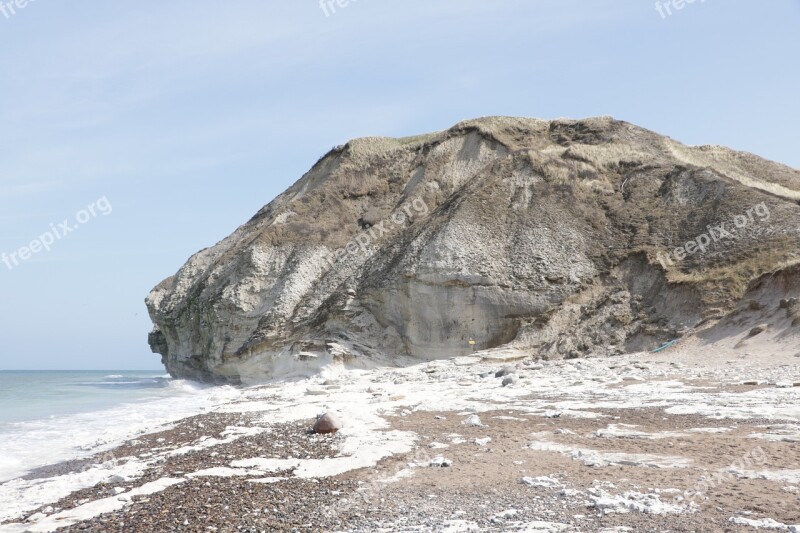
728,468,800,485
246,476,287,484
438,518,570,532
748,425,800,443
664,389,800,421
229,457,301,473
528,439,692,469
748,433,800,442
615,380,700,394
215,351,800,443
229,428,415,479
0,419,277,524
522,476,561,488
186,467,264,478
0,456,153,524
3,478,185,532
191,375,418,481
594,424,689,440
167,426,268,456
729,516,800,531
687,427,732,433
588,489,698,515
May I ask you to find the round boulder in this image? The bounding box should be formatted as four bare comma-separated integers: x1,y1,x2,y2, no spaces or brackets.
313,412,342,434
502,375,517,387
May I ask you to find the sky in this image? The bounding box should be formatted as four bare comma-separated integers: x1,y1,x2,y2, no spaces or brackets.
0,0,798,370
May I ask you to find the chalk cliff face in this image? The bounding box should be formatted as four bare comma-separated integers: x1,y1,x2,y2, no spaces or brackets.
146,117,800,383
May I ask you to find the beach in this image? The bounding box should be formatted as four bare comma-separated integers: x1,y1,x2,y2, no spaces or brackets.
2,338,799,532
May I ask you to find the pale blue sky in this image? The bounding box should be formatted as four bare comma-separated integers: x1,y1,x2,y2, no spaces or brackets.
1,0,798,370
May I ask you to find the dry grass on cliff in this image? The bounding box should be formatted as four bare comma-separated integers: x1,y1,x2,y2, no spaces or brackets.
666,140,800,201
563,142,650,170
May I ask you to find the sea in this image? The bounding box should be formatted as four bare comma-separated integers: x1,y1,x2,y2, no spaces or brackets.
0,371,239,483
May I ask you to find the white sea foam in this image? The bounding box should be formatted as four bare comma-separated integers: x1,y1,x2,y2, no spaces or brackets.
0,384,240,522
589,489,698,515
3,350,799,530
3,478,186,532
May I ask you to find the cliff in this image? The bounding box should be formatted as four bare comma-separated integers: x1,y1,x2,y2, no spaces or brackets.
146,117,800,383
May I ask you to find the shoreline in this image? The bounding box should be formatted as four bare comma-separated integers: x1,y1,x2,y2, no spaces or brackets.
2,344,799,532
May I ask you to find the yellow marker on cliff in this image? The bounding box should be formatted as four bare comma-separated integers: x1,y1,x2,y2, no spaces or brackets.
469,338,476,353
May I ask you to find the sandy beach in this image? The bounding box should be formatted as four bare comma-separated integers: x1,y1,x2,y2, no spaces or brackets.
2,334,799,533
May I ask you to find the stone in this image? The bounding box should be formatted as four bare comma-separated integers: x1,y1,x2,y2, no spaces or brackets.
502,375,517,387
429,456,452,467
747,324,768,337
312,412,342,434
462,414,483,427
495,366,516,378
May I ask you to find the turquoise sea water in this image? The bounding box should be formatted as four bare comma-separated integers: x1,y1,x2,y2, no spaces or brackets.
0,370,232,483
0,370,173,426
